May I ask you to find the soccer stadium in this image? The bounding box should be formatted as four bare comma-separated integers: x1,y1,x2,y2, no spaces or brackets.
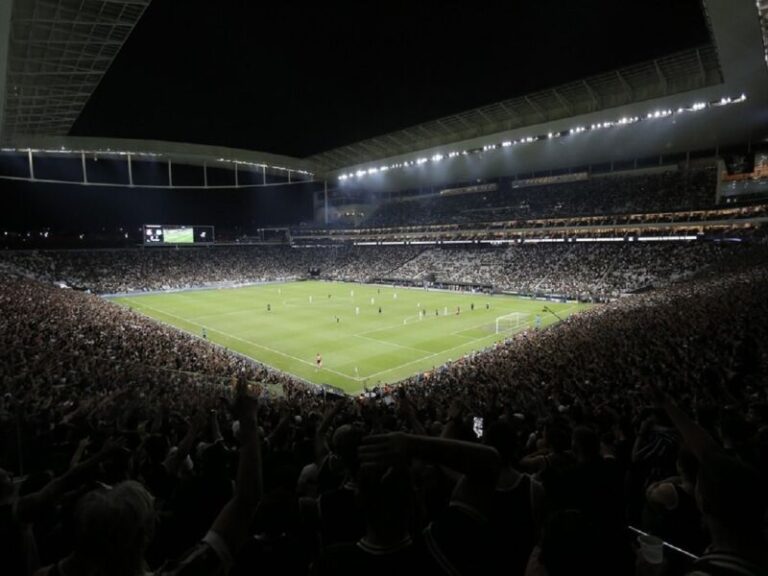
1,0,768,574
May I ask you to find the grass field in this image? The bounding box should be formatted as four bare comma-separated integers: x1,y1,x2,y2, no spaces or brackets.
112,281,591,394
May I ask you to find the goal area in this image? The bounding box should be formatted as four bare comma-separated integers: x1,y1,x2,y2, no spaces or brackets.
495,312,528,334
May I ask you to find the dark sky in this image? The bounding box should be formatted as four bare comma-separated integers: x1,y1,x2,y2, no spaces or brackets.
71,0,710,158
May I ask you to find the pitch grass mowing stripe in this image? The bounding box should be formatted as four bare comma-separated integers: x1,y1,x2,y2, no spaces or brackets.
111,281,592,394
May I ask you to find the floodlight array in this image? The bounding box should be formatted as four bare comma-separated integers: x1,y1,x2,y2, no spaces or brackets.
338,93,747,181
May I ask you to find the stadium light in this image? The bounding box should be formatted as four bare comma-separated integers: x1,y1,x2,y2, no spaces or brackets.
338,92,747,180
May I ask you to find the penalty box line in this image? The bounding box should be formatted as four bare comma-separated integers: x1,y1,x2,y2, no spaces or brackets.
362,305,581,381
115,298,582,385
122,298,467,384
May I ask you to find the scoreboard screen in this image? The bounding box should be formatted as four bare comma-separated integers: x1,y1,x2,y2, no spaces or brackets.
144,225,215,245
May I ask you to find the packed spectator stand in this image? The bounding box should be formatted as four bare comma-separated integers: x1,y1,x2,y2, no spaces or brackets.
292,165,768,248
0,240,751,301
1,161,768,576
350,166,719,228
1,246,768,575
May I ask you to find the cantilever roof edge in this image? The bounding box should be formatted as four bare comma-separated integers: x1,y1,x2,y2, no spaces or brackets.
1,0,152,142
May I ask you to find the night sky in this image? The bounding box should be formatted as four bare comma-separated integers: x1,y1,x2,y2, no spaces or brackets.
70,0,710,158
0,0,712,236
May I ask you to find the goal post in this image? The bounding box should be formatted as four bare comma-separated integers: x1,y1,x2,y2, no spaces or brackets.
495,312,528,334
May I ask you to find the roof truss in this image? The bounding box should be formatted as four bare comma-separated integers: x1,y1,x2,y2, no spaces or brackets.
2,0,151,142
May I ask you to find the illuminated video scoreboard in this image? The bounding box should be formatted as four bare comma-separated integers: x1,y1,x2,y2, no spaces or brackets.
143,225,215,245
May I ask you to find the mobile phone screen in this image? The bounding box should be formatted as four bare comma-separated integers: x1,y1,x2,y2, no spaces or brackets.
473,417,484,438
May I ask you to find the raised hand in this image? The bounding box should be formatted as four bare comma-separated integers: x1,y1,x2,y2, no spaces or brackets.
231,380,259,436
358,432,410,469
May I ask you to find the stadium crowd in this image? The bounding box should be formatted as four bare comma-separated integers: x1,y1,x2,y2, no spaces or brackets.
0,246,422,295
390,241,728,299
0,240,742,299
362,167,717,228
1,243,767,575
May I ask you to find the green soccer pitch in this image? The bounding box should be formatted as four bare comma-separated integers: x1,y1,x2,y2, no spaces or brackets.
112,281,592,394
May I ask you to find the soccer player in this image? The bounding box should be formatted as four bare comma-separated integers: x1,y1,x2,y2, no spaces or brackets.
378,306,382,314
355,306,360,316
535,314,542,329
267,303,271,312
316,353,322,369
202,327,207,339
471,303,474,311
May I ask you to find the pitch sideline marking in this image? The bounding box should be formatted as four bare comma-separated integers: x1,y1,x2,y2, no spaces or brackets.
117,298,358,383
117,294,584,387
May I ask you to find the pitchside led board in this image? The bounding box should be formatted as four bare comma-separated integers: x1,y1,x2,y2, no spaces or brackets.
143,225,215,245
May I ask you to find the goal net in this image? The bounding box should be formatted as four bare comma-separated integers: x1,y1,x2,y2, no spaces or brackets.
495,312,528,334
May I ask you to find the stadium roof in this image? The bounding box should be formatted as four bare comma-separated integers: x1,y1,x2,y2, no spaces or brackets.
0,0,766,187
326,0,768,189
0,0,150,140
308,45,723,172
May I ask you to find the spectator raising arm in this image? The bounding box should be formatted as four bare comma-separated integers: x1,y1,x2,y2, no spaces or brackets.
16,436,126,524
